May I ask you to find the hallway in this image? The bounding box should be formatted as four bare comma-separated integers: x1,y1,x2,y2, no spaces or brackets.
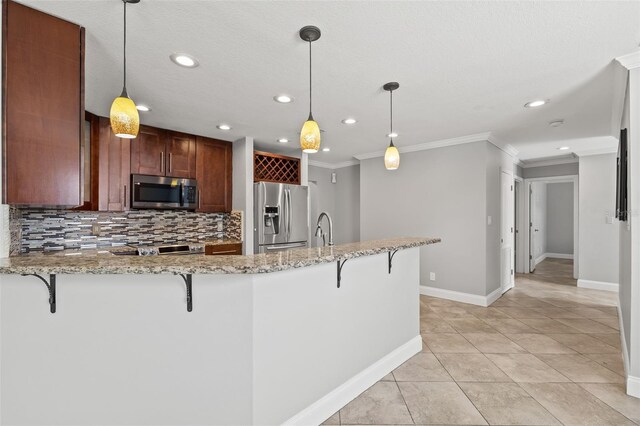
530,258,577,286
323,274,639,425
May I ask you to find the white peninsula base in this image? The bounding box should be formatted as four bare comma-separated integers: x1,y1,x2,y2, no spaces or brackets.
0,248,421,425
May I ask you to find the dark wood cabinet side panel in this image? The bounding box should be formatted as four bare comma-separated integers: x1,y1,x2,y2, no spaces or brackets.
3,0,84,206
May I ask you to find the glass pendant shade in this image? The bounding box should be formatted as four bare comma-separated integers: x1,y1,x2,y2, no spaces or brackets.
384,142,400,170
300,118,321,153
110,95,139,139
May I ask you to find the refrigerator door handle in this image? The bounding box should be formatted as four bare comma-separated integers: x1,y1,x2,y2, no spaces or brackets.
287,189,292,238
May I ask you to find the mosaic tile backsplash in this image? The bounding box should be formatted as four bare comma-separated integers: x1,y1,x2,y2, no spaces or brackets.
11,208,242,255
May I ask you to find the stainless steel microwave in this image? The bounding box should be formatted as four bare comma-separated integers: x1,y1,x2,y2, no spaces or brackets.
131,174,198,210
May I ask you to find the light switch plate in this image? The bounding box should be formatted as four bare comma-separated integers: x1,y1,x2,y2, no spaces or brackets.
487,216,492,225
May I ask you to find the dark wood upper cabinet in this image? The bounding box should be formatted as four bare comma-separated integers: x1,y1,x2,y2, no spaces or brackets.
96,116,130,211
130,125,166,176
166,131,195,178
2,0,85,206
196,136,232,213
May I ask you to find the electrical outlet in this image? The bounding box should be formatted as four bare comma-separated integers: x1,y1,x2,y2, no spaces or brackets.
217,221,223,232
429,272,436,281
91,223,101,236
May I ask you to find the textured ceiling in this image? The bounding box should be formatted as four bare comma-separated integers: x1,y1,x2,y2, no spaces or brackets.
21,0,640,163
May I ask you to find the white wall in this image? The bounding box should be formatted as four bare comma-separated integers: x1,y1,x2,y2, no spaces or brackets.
578,153,619,285
618,65,640,391
232,137,254,254
546,182,574,255
360,142,488,296
308,165,360,246
333,165,360,245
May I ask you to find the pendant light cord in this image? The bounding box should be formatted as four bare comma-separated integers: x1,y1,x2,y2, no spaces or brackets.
390,89,393,135
122,0,128,97
308,39,313,119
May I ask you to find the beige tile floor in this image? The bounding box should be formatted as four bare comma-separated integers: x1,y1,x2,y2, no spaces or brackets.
322,265,640,425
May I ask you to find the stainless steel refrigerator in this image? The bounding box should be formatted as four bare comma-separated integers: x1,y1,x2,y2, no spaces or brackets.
254,182,309,253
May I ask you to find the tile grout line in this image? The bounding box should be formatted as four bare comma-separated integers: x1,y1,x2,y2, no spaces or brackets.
393,379,416,425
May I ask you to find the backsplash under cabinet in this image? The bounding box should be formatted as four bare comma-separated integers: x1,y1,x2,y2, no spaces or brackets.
10,208,242,255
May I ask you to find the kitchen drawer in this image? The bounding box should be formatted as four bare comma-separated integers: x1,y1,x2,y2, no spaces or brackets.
205,243,243,256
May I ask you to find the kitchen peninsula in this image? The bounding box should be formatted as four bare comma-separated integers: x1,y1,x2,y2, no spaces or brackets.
0,237,439,426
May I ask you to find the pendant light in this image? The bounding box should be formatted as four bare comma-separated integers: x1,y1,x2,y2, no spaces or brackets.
110,0,140,139
383,82,400,170
299,26,322,153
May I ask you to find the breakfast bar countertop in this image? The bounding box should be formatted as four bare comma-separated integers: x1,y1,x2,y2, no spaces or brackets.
0,237,440,275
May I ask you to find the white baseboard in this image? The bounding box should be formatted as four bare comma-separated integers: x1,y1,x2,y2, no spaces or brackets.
283,335,422,426
534,254,546,265
628,376,640,399
420,285,501,307
545,252,574,260
501,281,515,295
618,304,630,377
487,286,503,306
577,279,619,292
616,304,639,398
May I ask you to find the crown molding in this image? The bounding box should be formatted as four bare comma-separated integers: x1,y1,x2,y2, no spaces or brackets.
520,157,578,169
308,159,360,169
354,132,492,160
573,146,618,157
486,133,520,159
616,51,640,70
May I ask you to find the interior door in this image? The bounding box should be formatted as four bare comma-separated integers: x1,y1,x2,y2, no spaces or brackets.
529,182,547,272
500,171,515,292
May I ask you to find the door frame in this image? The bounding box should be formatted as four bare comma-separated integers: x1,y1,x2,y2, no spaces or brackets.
514,176,526,274
523,175,579,279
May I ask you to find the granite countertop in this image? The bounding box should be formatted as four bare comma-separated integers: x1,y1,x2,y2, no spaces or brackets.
0,237,440,275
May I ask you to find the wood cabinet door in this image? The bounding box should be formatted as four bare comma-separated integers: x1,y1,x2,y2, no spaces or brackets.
166,131,195,178
130,125,166,176
2,0,84,206
196,137,232,213
97,117,130,211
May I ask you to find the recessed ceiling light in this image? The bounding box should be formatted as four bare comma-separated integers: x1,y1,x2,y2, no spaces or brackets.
170,53,199,68
216,124,231,130
136,104,151,112
558,146,570,151
549,119,564,127
387,132,398,138
274,95,293,103
524,99,547,108
277,138,289,143
341,118,357,124
322,147,330,152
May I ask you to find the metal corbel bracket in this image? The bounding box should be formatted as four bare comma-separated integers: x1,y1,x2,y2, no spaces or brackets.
177,274,193,312
388,250,399,274
22,273,56,313
337,259,349,288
